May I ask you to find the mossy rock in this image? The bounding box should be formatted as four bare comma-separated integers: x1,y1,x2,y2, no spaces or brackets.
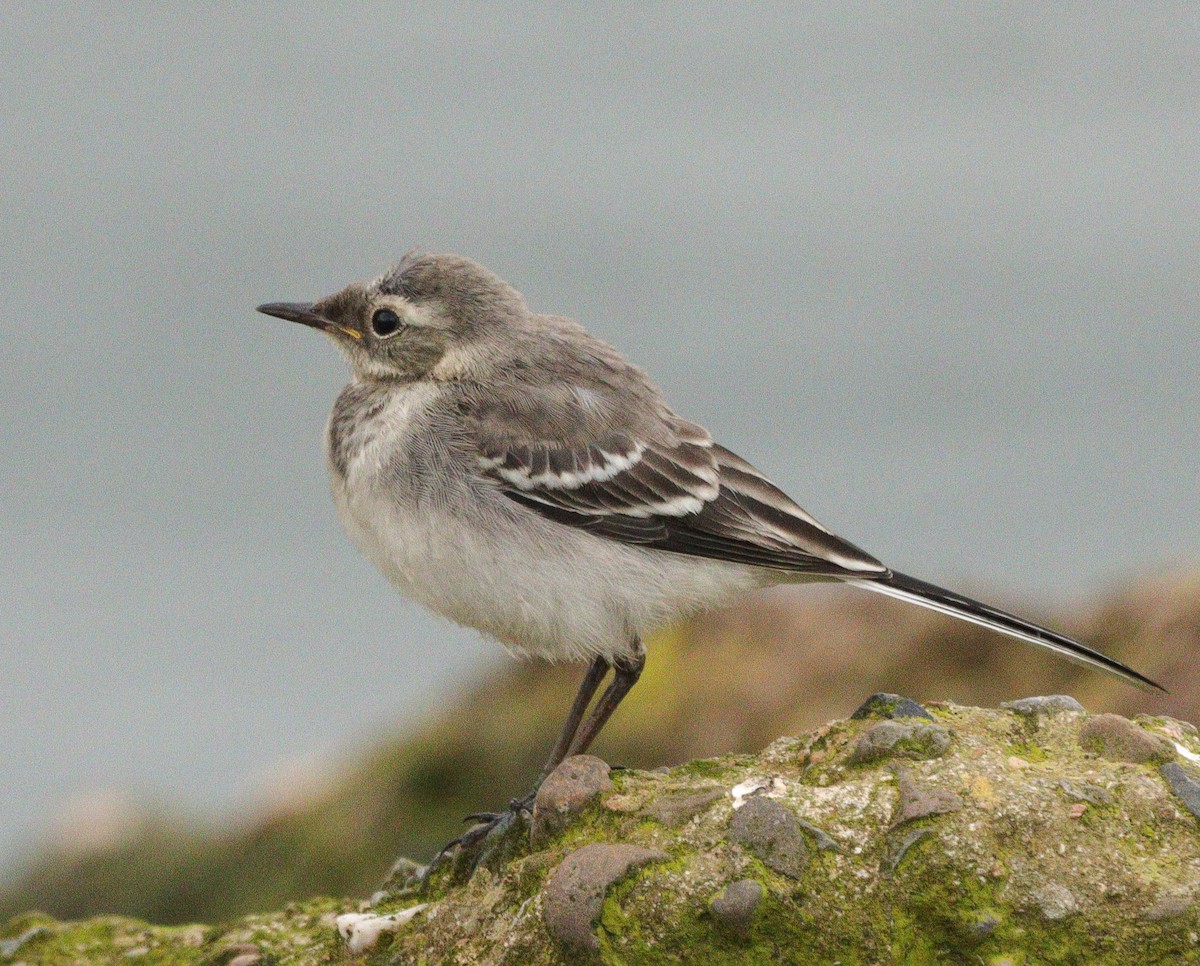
9,702,1200,964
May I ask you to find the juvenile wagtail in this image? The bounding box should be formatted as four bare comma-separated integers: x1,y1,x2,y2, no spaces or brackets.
257,251,1161,856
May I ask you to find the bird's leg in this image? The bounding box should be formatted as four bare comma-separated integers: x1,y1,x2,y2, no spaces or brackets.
565,639,645,758
536,654,611,783
420,654,616,886
425,644,647,886
487,644,644,821
462,654,611,821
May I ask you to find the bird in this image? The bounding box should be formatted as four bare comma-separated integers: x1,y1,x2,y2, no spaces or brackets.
257,251,1161,862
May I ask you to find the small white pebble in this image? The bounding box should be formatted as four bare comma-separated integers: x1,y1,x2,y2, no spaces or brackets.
123,949,149,959
336,905,427,955
730,776,785,809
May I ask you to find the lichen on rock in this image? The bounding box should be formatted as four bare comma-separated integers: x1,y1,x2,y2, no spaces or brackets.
848,719,953,764
10,700,1200,964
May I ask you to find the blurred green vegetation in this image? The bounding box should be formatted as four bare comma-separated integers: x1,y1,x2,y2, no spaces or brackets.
2,571,1195,925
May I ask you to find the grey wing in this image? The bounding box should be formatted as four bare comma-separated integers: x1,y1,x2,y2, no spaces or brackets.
465,388,887,577
458,369,1166,693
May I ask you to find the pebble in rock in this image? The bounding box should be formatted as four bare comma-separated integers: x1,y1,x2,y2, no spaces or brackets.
336,907,427,955
849,721,951,765
850,693,933,721
1144,893,1194,922
531,755,613,846
1032,883,1079,921
883,828,932,874
1161,763,1200,820
202,945,264,966
710,879,764,934
646,788,725,827
729,797,810,879
1002,695,1085,718
1056,779,1113,806
542,843,665,951
891,767,962,828
1079,714,1172,764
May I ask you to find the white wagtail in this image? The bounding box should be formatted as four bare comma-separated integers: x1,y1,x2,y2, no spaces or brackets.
258,251,1161,854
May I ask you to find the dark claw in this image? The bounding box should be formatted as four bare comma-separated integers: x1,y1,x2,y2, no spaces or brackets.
509,793,536,813
418,798,533,893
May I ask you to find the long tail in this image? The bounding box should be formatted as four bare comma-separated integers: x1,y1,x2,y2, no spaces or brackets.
849,570,1164,693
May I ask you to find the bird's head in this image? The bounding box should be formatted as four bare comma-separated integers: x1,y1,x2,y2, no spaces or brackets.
257,251,527,382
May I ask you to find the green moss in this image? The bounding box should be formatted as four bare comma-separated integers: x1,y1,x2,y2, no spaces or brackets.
677,758,731,779
2,911,56,938
599,864,804,965
1006,741,1050,763
16,704,1200,964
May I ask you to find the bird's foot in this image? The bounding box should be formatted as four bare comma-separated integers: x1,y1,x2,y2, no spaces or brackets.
418,792,537,892
460,791,537,828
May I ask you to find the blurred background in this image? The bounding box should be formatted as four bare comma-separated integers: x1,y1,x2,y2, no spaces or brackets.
1,2,1196,925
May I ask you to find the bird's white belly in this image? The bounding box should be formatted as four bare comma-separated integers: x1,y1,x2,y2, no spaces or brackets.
325,381,767,661
331,468,765,662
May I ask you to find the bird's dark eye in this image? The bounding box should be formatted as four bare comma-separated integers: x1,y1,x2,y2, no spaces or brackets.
371,308,402,337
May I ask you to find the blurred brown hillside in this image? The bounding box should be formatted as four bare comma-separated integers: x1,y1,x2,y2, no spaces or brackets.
2,569,1196,926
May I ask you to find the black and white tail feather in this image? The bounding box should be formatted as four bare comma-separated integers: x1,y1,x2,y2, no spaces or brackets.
470,398,1163,694
850,571,1163,692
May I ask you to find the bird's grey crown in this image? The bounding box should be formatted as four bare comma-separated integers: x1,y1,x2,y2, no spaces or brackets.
377,250,526,319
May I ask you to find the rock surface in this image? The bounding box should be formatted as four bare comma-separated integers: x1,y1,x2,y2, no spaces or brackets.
541,843,664,951
851,691,934,721
1002,694,1086,717
708,879,762,934
9,700,1200,964
728,797,810,879
1079,713,1173,763
530,755,612,846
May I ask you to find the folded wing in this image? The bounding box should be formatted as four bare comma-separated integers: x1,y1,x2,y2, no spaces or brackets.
459,377,1161,692
468,393,887,577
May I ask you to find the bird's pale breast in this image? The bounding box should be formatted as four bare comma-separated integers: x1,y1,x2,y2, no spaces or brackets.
324,380,766,661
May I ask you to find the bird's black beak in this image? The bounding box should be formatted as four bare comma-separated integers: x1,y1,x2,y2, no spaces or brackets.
256,302,363,341
256,301,330,329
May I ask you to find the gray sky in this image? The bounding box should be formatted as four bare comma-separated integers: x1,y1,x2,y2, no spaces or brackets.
2,3,1197,870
